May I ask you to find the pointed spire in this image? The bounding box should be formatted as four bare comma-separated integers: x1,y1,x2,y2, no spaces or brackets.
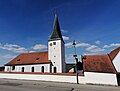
49,15,64,43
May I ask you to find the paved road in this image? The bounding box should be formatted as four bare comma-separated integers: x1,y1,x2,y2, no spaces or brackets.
0,79,120,91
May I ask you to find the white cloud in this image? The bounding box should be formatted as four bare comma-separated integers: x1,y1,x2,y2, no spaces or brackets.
110,43,120,47
65,54,75,63
65,41,120,53
61,29,68,33
0,43,28,53
95,40,100,44
65,42,90,48
76,43,90,48
29,51,36,53
62,36,69,40
83,52,100,55
65,54,82,63
32,44,47,50
65,54,74,60
65,42,73,48
103,43,120,48
86,45,105,52
2,54,16,59
4,44,20,48
103,45,110,48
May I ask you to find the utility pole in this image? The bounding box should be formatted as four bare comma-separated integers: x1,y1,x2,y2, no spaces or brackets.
73,40,79,84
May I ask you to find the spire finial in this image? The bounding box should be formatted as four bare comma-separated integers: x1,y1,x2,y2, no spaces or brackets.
55,13,57,17
52,10,58,18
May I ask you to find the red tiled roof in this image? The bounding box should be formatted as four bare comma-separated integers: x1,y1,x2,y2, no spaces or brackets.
5,51,50,66
109,47,120,61
82,54,116,74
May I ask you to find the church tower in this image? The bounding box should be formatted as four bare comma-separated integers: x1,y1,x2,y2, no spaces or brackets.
48,15,66,73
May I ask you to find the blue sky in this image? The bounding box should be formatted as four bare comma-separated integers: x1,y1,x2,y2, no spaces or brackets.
0,0,120,66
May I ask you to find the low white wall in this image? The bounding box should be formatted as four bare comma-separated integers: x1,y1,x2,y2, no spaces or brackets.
0,72,118,86
5,64,50,72
0,73,85,84
84,72,118,86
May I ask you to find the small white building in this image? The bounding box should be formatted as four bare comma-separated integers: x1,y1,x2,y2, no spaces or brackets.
4,15,66,73
109,47,120,73
82,47,120,74
81,47,120,86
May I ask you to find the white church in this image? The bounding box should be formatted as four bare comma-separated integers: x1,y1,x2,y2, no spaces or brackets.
4,15,120,76
4,15,66,73
3,15,120,86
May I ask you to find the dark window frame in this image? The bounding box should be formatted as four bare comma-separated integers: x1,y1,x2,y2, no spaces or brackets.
32,67,34,72
50,43,52,46
22,67,24,72
17,59,20,61
53,67,57,73
12,66,15,70
53,42,56,45
41,66,44,72
36,58,40,60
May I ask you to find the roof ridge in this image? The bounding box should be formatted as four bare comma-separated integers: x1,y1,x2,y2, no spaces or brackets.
21,51,48,55
5,51,49,66
83,54,107,56
107,54,117,73
109,47,120,61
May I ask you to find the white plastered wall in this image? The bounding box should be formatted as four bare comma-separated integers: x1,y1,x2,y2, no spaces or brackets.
84,72,118,86
4,64,50,72
48,40,66,73
113,51,120,72
61,41,66,72
0,72,118,86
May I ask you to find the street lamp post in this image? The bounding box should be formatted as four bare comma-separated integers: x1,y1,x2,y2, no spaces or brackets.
73,40,79,84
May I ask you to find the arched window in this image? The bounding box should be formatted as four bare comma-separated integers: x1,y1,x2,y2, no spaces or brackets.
53,67,57,73
32,67,34,72
22,67,24,72
41,66,44,72
12,66,15,70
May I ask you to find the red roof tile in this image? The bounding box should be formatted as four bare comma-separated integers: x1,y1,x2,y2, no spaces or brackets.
5,51,50,66
82,54,116,73
109,47,120,61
